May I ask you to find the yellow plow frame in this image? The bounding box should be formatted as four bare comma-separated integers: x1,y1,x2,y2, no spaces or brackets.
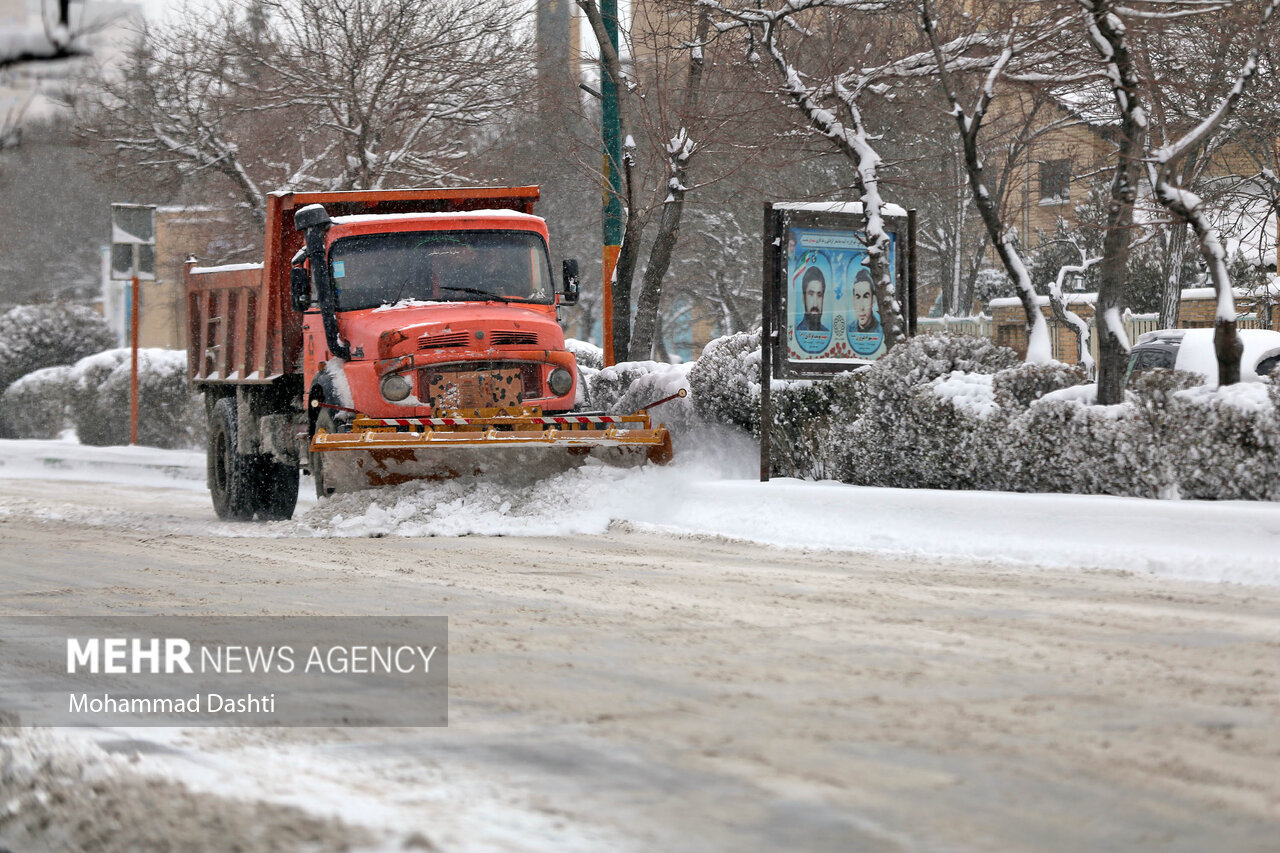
313,406,673,462
309,396,680,490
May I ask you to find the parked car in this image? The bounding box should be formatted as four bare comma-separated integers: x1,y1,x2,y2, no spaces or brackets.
1126,328,1280,385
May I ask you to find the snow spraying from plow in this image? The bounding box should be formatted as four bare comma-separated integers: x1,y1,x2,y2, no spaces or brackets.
294,425,759,539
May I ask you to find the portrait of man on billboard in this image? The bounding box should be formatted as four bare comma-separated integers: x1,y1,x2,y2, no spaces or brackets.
797,266,829,333
847,264,886,358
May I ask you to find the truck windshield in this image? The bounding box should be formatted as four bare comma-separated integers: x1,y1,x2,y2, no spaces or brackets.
328,230,554,310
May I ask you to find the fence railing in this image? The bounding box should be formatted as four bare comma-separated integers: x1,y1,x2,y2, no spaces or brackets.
920,312,1267,365
916,315,994,339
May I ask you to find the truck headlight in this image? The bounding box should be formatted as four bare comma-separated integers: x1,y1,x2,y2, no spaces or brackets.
548,367,573,397
381,373,412,402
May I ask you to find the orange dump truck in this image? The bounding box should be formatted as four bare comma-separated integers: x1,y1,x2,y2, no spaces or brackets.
187,187,673,521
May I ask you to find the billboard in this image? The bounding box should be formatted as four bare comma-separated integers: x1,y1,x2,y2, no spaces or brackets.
785,225,896,362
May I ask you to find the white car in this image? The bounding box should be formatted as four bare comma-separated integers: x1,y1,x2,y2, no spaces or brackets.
1126,328,1280,385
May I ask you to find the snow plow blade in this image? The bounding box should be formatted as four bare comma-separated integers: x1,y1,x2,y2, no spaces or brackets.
310,406,674,493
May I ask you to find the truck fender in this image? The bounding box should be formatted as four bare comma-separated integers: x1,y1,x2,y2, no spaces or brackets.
307,362,353,433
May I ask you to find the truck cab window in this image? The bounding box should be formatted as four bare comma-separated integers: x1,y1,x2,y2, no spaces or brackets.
328,230,554,310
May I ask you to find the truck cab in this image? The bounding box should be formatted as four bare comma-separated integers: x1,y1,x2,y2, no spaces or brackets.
293,208,579,424
187,186,667,523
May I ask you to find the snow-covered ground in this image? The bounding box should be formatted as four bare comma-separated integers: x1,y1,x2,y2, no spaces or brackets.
1,432,1277,587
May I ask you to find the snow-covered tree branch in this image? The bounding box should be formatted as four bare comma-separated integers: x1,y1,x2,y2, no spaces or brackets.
76,0,525,227
702,0,906,347
920,0,1059,364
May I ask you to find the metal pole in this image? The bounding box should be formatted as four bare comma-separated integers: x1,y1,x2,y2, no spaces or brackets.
760,204,774,482
600,0,623,366
129,246,140,445
907,209,918,336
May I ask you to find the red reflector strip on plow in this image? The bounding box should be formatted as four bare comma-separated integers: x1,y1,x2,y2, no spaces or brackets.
371,415,627,427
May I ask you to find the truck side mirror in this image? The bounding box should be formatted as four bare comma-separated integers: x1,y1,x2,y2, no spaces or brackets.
290,267,312,311
561,259,580,306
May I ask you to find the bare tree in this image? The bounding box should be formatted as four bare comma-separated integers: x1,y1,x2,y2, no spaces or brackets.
1138,0,1280,385
1072,0,1280,392
920,0,1095,365
77,0,526,227
245,0,525,191
702,0,909,348
627,7,715,358
78,11,269,224
576,0,769,360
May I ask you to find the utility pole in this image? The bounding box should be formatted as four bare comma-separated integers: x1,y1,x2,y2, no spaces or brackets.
110,204,156,446
600,0,623,366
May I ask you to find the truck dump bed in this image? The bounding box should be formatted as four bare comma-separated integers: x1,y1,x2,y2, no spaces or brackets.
186,186,540,385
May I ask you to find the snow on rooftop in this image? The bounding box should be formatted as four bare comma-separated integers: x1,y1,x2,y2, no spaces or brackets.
987,293,1099,308
989,281,1279,311
189,262,264,275
155,205,226,214
331,210,544,226
773,201,909,218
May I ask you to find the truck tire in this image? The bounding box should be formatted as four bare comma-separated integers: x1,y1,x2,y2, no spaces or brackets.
254,455,300,520
209,398,300,521
209,397,258,521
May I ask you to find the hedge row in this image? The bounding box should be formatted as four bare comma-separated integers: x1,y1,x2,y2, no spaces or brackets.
681,332,1280,501
3,348,205,449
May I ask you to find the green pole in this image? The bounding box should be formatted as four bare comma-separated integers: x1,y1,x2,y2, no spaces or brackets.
601,0,623,364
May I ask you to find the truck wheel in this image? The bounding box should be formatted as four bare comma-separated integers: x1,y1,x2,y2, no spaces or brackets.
209,398,300,521
312,409,342,499
208,397,258,521
254,456,300,520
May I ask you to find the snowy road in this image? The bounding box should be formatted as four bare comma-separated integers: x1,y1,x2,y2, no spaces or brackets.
1,441,1278,852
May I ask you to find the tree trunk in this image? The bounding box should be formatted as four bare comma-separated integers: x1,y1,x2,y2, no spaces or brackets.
630,188,686,359
652,312,671,363
628,9,709,361
959,232,988,316
1158,223,1188,329
611,153,643,362
1215,317,1243,385
1095,203,1138,405
1089,5,1146,405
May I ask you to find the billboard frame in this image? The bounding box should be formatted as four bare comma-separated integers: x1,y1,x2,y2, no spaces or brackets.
759,201,917,480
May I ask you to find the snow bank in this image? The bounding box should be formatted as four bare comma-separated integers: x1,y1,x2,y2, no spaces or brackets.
2,433,1278,586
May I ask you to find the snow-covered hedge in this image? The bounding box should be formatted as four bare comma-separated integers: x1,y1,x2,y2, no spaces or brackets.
685,331,865,479
564,337,604,371
2,365,73,439
575,358,698,436
681,331,1280,500
3,348,204,449
0,303,117,437
831,335,1020,487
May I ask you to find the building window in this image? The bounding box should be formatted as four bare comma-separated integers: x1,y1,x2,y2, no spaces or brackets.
1039,159,1070,204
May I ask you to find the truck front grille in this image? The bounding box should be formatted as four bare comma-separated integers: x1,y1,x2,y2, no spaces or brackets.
491,330,538,346
418,332,470,350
